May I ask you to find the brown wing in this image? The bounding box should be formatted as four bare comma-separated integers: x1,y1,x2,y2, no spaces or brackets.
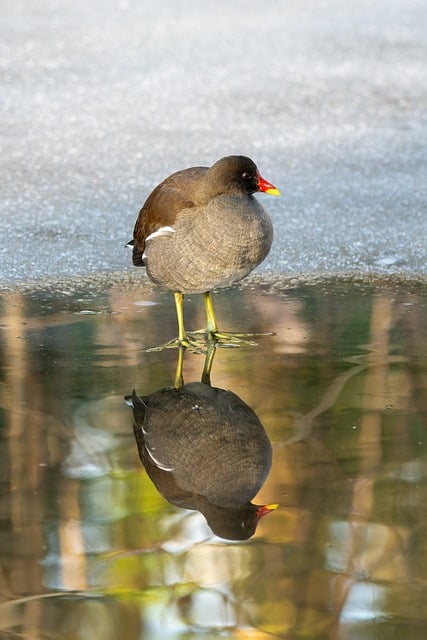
130,166,207,267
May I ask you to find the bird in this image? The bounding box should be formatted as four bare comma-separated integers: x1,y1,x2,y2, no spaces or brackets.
126,383,277,540
128,155,280,348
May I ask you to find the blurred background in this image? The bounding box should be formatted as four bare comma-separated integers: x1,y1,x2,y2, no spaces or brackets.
1,279,427,637
1,0,426,285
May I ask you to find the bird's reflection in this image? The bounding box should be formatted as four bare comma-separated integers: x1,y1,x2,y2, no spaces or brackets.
126,343,277,540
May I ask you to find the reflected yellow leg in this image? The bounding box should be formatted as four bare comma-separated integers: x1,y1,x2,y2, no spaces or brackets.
175,336,216,389
174,344,185,390
201,338,217,385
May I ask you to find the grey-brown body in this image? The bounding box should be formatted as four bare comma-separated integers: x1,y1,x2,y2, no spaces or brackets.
144,194,273,294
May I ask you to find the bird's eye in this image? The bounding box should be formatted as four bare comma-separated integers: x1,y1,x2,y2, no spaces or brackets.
241,172,252,180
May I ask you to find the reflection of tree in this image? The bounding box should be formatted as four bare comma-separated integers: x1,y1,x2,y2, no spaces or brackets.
256,290,427,638
336,295,425,627
1,295,45,598
0,292,145,637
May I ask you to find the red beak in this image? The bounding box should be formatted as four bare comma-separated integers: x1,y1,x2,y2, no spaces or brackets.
257,173,281,196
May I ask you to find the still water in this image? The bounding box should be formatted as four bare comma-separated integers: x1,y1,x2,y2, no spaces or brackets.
1,277,426,639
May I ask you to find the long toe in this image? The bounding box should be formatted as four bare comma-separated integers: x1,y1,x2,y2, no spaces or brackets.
146,335,208,354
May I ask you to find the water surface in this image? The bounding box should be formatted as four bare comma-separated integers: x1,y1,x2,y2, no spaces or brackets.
1,277,426,639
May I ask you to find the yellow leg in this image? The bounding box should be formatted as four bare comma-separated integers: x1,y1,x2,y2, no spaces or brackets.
147,291,205,352
203,291,218,336
174,292,187,344
164,291,205,352
148,289,272,353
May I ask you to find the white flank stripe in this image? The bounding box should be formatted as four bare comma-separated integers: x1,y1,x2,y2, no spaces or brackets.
146,226,176,242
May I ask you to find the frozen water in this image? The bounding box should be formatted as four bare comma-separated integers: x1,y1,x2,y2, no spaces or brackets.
1,0,426,284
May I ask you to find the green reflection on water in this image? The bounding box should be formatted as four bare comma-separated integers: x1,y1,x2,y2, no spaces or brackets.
0,278,426,639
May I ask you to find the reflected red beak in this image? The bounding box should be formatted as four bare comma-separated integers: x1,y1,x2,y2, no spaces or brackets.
257,173,281,196
256,503,279,520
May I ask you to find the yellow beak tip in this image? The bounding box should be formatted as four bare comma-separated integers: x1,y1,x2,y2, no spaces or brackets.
265,187,281,197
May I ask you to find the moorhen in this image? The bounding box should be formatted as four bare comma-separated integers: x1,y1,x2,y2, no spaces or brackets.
127,383,277,540
128,155,280,348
